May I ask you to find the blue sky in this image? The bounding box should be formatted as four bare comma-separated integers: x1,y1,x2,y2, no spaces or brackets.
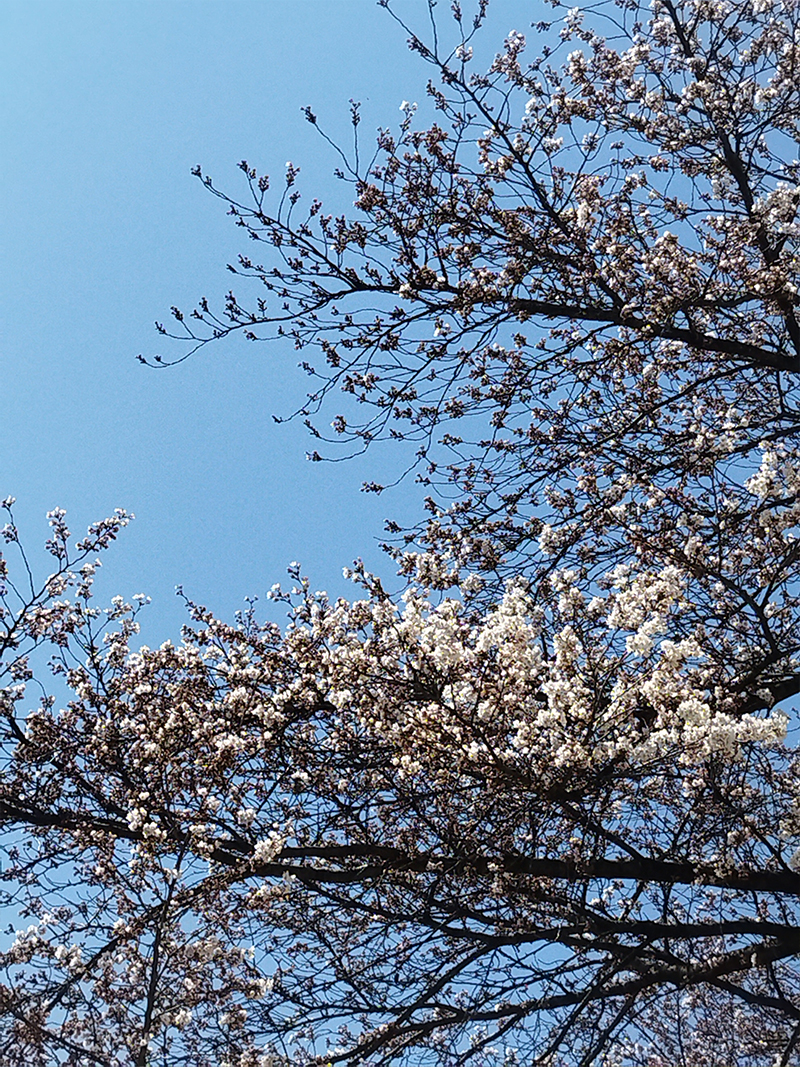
2,0,533,642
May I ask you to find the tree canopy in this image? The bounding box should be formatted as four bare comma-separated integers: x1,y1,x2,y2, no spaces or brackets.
4,0,800,1064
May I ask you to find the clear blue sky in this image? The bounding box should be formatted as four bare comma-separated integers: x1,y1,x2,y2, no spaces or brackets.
2,0,534,642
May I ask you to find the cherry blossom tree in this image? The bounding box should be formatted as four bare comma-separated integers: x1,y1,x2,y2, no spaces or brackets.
1,501,798,1066
4,0,800,1063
